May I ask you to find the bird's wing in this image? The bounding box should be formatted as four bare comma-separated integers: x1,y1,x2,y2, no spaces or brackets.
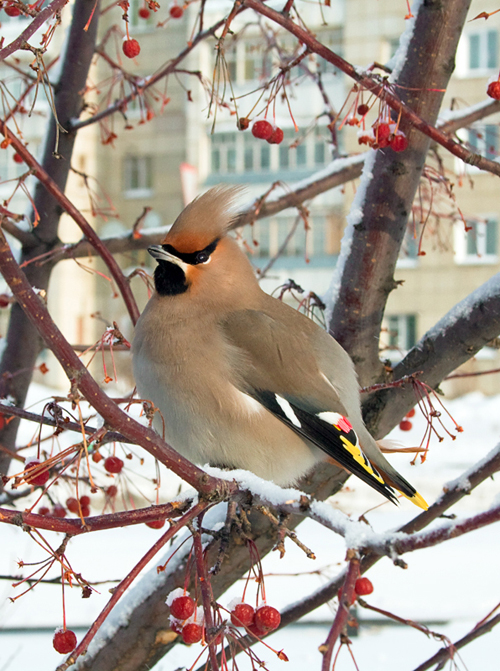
250,389,399,504
221,306,349,414
220,308,399,504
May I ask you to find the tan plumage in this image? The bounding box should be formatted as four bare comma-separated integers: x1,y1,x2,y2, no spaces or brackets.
132,185,427,509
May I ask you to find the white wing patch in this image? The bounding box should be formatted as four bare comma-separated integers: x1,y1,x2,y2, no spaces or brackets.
275,395,301,427
317,411,344,425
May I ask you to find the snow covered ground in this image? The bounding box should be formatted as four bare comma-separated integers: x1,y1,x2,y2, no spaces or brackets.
0,386,499,670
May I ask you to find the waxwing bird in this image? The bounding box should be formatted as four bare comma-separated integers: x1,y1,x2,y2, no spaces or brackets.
132,185,428,510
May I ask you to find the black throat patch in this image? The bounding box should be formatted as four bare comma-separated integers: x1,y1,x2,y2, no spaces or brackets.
154,262,189,296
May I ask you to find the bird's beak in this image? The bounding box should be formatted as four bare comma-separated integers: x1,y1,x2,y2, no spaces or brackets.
148,245,188,271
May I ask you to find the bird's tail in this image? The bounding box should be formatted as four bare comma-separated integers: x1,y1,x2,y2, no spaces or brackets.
365,436,429,510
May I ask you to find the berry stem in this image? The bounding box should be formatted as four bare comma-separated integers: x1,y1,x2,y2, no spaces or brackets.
192,516,219,671
61,563,67,630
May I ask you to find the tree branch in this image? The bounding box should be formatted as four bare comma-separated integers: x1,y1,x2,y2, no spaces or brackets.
411,613,500,671
0,0,69,61
364,273,500,438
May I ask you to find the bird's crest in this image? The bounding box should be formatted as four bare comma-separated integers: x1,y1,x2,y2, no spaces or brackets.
162,185,244,253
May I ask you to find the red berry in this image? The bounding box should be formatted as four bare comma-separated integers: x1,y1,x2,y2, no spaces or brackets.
399,419,413,431
92,451,103,463
238,117,250,130
170,618,184,634
254,605,280,632
390,133,408,152
170,595,195,620
13,152,23,164
53,629,77,654
5,5,21,16
104,456,124,474
138,6,150,18
169,4,183,18
252,120,273,140
487,80,500,100
376,122,391,140
52,504,66,518
406,408,416,418
267,127,284,145
66,497,79,514
247,622,266,638
231,603,255,627
357,103,369,116
354,577,374,596
38,506,50,515
0,294,10,308
24,459,50,486
181,622,203,644
79,495,90,506
106,485,118,497
80,505,91,517
122,39,140,59
146,519,165,529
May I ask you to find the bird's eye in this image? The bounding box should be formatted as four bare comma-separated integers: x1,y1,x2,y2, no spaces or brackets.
196,251,209,264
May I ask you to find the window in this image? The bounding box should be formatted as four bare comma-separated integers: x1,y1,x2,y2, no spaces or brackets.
253,214,334,260
383,315,417,354
210,133,238,174
464,30,499,73
244,42,272,82
468,125,499,160
208,128,329,178
123,155,153,197
455,218,498,264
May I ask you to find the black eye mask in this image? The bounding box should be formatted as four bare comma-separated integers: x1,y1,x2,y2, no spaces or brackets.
161,238,219,265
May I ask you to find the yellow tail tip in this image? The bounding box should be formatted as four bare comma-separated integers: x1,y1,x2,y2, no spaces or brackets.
405,490,429,511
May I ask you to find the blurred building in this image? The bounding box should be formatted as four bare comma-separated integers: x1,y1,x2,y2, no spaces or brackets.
1,0,499,395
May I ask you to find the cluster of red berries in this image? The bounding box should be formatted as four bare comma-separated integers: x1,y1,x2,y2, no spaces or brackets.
230,602,281,637
66,495,91,517
168,592,204,644
167,591,281,645
53,628,77,654
358,122,408,152
248,119,284,145
399,407,416,431
38,494,92,518
136,2,182,22
487,80,500,100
